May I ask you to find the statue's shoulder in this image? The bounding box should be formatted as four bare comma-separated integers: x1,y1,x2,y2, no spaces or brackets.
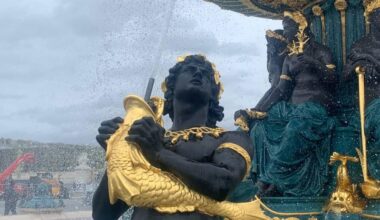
310,41,334,62
220,130,253,157
314,41,333,55
350,35,373,52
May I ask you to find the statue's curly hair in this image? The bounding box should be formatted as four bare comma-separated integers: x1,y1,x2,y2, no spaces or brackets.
163,55,224,127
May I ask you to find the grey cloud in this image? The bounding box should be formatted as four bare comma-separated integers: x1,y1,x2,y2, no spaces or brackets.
0,0,281,144
164,33,259,57
0,93,25,100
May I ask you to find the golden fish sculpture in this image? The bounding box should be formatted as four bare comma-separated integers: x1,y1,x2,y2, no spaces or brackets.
106,95,270,220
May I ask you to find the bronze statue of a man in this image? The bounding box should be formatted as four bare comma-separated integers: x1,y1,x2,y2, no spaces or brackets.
344,4,380,180
238,11,337,197
92,55,254,220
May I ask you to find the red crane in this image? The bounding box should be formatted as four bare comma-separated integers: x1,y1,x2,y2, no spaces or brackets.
0,153,35,192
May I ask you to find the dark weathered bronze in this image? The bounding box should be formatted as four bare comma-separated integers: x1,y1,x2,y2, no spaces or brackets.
236,11,338,197
92,55,253,220
344,9,380,106
259,16,337,112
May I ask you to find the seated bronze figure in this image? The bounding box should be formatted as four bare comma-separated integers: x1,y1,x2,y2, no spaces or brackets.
344,6,380,182
236,11,337,197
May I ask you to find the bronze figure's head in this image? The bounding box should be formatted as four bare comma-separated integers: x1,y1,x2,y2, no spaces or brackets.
162,55,224,127
282,10,311,42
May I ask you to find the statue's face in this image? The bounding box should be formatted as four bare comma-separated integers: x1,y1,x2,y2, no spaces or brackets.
370,9,380,30
282,18,299,42
173,62,213,104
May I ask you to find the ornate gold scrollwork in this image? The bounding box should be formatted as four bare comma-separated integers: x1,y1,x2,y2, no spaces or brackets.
284,11,310,55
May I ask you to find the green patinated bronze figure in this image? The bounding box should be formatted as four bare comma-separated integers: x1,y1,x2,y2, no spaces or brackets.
236,10,337,197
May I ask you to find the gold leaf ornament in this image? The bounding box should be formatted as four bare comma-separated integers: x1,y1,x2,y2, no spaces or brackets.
284,11,308,32
312,5,323,16
364,0,380,16
284,11,310,55
266,30,287,42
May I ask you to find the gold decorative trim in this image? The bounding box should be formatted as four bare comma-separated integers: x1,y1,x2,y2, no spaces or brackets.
302,0,325,11
218,142,252,178
256,196,322,216
205,0,324,20
364,0,380,33
239,0,280,18
364,0,380,16
284,11,308,32
312,5,326,45
246,109,268,119
361,213,380,219
320,14,326,45
266,30,287,42
355,66,380,199
335,0,348,64
366,17,371,34
356,66,368,181
165,127,225,144
280,74,292,81
312,5,323,16
326,64,337,69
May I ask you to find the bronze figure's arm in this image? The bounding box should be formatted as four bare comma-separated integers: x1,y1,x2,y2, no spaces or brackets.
315,48,337,83
92,117,129,220
92,171,129,220
254,60,294,112
155,131,252,201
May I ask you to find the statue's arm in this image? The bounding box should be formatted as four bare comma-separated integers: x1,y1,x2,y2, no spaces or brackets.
92,171,129,220
156,132,252,201
92,117,129,220
342,59,356,81
343,58,379,81
366,55,380,70
255,61,294,112
255,86,276,110
315,48,337,83
234,75,278,127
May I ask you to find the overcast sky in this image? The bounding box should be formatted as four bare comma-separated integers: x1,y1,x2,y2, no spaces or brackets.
0,0,281,145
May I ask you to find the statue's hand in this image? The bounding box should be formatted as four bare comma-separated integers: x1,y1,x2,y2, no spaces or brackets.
96,117,123,151
234,109,253,132
287,55,304,77
126,117,165,166
297,54,318,67
234,109,250,122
